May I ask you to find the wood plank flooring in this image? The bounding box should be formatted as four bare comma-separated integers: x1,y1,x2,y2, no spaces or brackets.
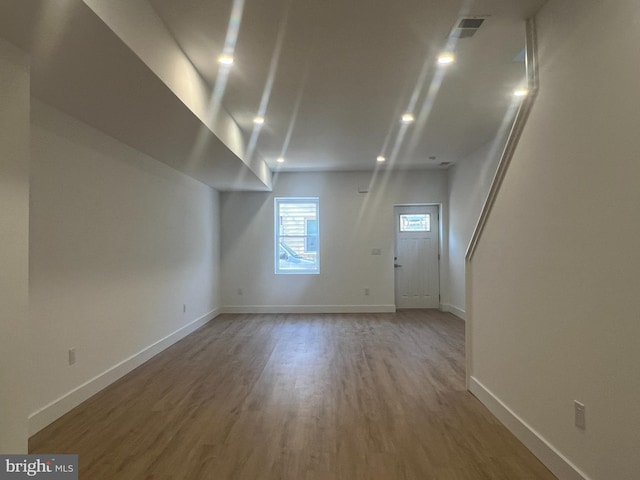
30,310,556,479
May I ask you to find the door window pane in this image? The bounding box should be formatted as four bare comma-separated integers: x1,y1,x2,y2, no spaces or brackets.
399,214,430,232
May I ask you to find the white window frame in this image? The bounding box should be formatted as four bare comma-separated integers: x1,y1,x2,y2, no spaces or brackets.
274,197,320,275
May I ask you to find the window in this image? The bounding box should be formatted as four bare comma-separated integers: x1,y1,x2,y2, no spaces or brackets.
275,197,319,274
399,213,430,232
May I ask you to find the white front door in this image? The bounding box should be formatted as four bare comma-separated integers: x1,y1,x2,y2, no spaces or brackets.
394,205,440,309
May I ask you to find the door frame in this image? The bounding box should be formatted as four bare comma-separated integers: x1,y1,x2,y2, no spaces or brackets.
393,203,443,310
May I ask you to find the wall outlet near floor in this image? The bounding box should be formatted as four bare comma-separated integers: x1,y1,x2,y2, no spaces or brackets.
237,288,243,296
574,400,586,429
68,348,76,366
364,287,370,296
183,303,186,313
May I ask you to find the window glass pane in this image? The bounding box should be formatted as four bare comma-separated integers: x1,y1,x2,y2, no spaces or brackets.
399,214,430,232
305,219,318,252
275,198,319,274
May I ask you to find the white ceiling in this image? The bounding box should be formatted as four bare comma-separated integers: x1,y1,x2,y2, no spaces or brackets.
149,0,546,171
0,0,546,189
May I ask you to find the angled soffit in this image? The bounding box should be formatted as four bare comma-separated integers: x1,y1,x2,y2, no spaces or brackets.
0,0,271,191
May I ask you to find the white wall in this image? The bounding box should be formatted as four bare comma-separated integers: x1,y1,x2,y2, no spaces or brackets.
469,0,640,478
446,135,508,319
29,101,221,433
221,170,447,312
0,39,29,453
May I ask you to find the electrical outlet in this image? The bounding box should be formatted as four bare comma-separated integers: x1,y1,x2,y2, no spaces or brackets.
183,304,186,313
574,400,586,429
68,348,76,366
237,288,243,295
364,288,370,296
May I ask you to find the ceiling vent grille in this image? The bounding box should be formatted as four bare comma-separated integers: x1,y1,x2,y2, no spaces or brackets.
451,18,485,39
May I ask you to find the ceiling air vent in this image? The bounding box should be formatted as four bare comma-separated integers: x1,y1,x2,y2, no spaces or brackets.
451,18,485,39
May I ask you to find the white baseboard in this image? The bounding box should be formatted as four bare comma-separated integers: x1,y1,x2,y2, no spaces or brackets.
28,309,219,436
469,376,590,480
442,304,466,320
220,305,396,314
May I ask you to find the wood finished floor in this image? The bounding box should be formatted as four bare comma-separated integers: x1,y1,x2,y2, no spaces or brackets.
30,310,556,479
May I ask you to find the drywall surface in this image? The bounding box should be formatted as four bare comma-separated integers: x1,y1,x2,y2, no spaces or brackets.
83,0,271,189
220,170,447,311
446,136,506,318
470,0,640,478
0,38,29,453
29,101,220,429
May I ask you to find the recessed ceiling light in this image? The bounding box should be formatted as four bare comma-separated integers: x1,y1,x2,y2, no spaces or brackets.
218,54,234,65
401,113,415,124
513,88,529,97
437,53,455,65
377,155,386,162
276,157,285,163
253,116,265,125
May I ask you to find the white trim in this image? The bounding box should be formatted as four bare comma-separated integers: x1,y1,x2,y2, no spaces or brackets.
221,305,396,314
442,304,466,320
469,376,590,480
28,309,219,435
